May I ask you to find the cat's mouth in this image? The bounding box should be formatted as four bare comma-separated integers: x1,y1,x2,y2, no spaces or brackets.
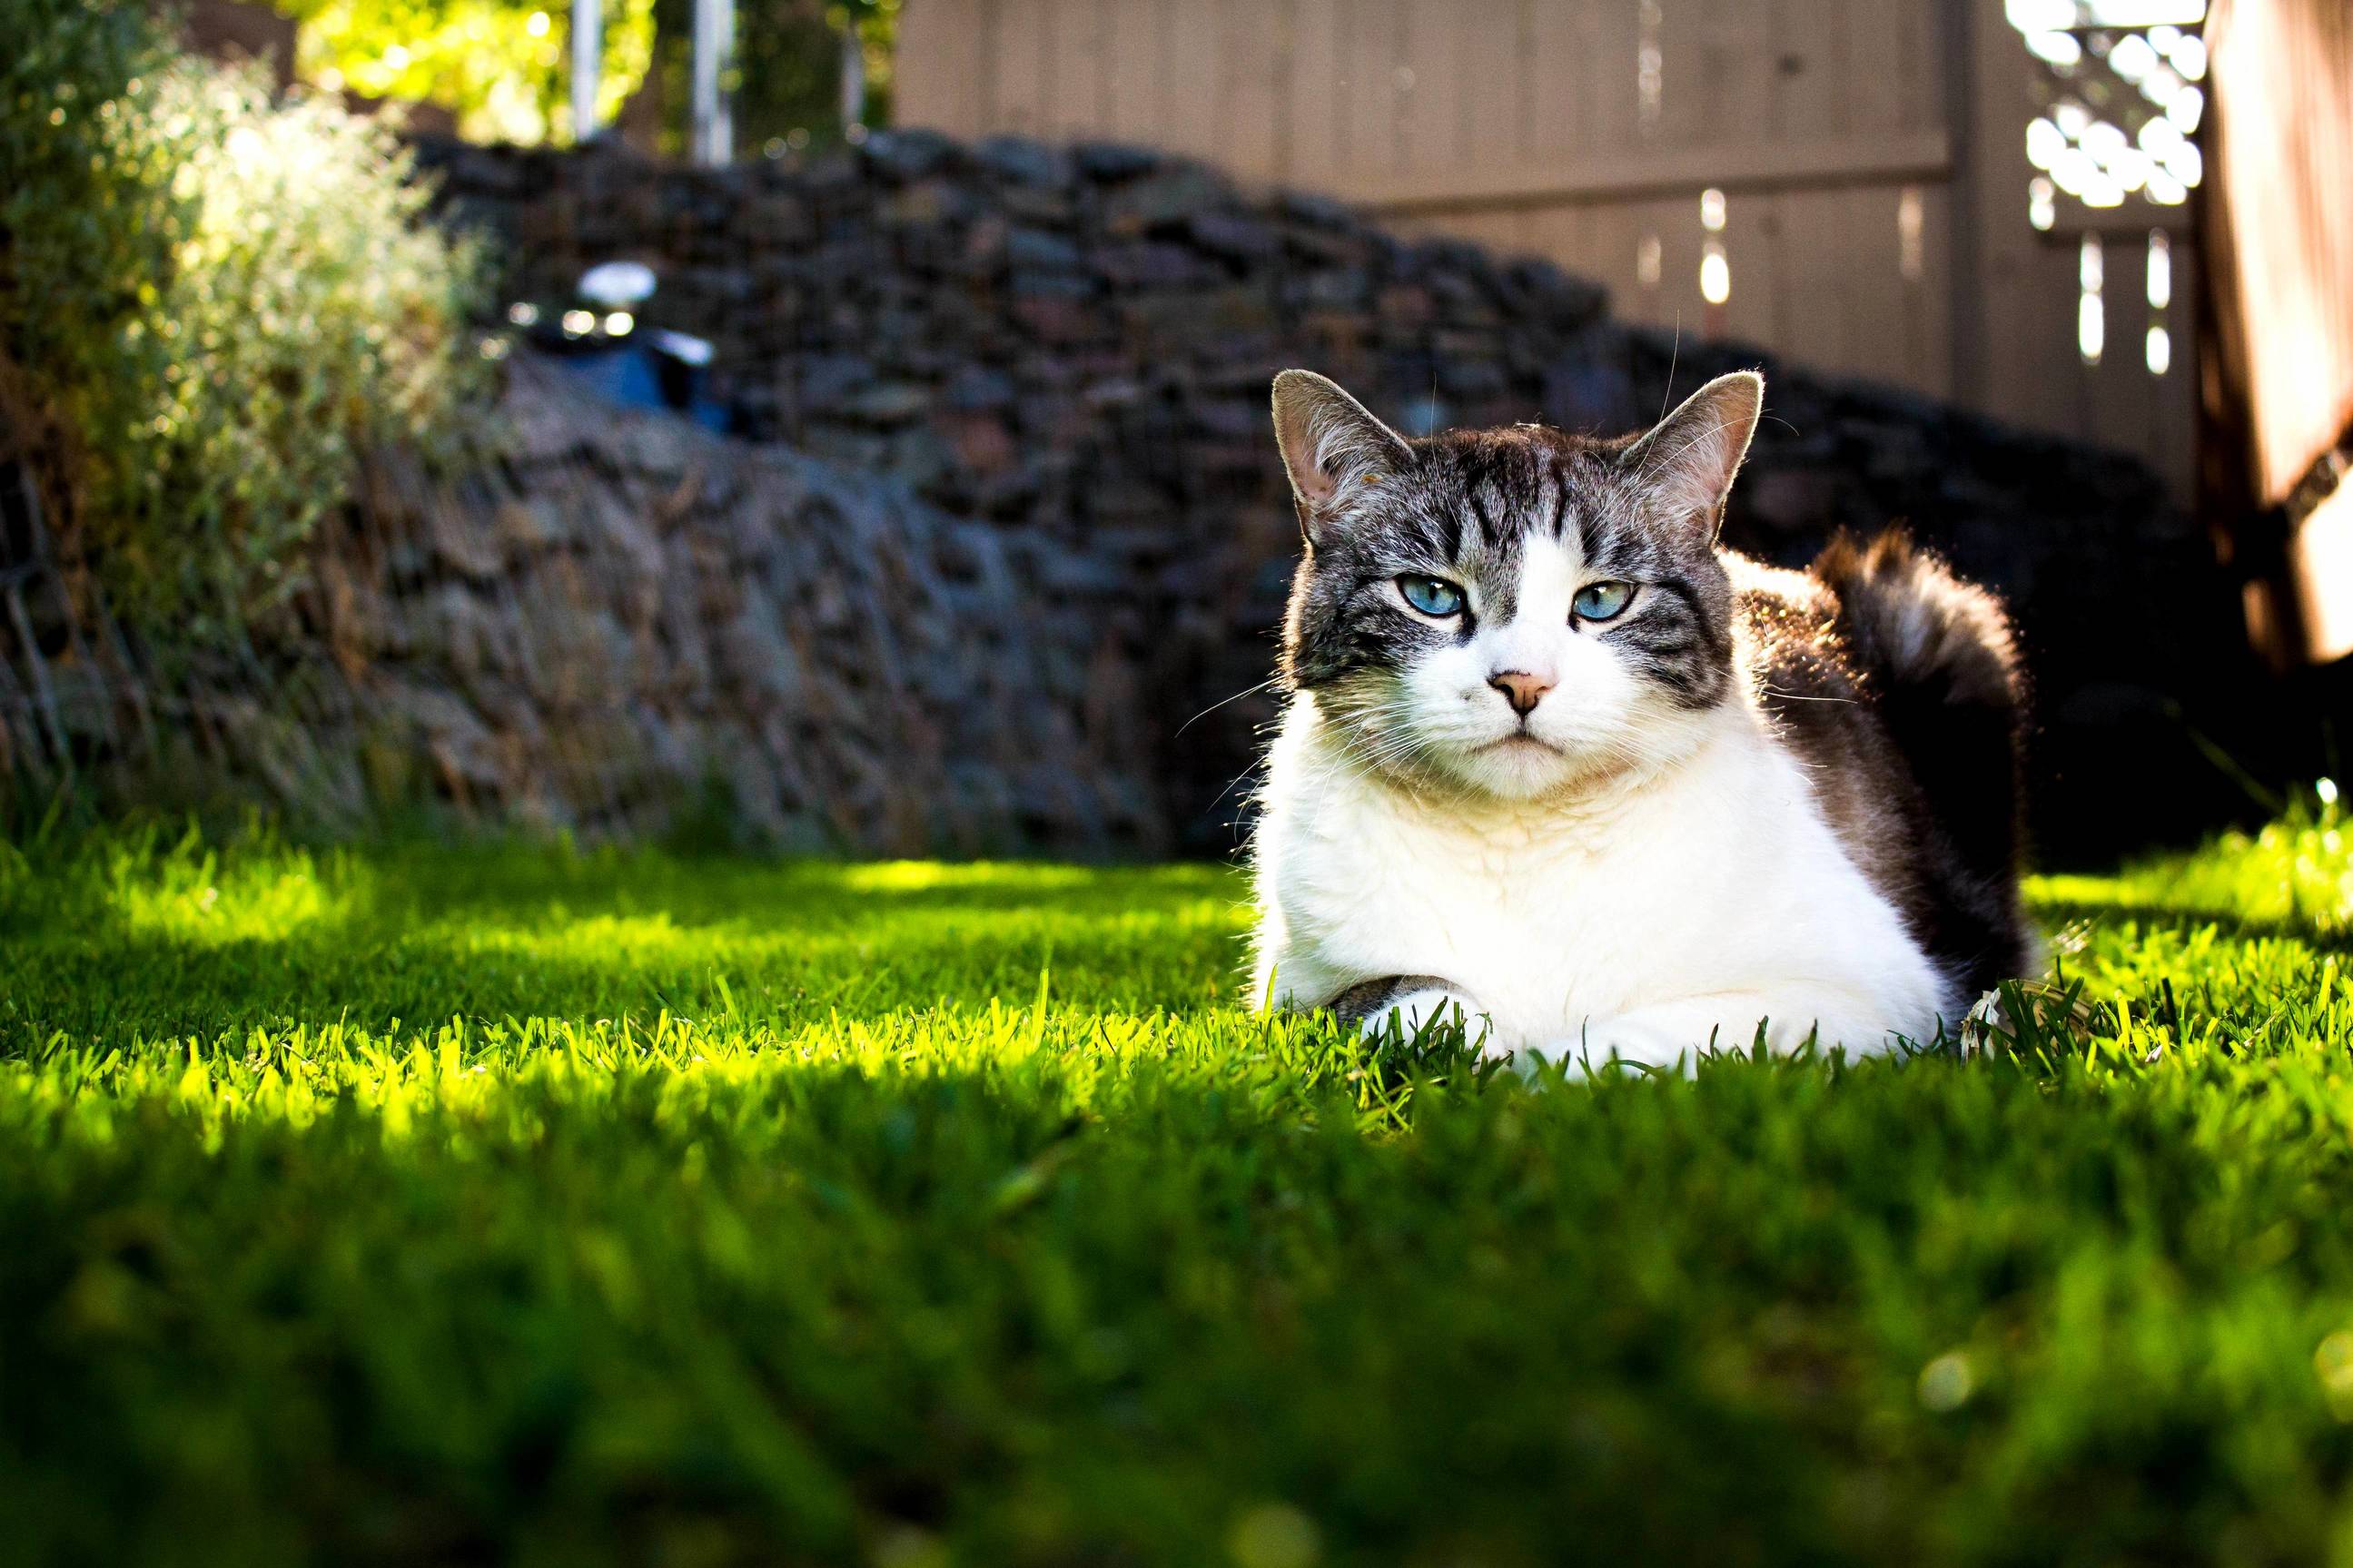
1475,731,1563,756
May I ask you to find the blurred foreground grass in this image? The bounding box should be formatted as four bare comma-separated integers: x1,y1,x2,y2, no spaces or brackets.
3,801,2351,1566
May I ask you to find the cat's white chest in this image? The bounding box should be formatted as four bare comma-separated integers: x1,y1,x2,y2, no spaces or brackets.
1250,702,1948,1050
1255,754,1722,1038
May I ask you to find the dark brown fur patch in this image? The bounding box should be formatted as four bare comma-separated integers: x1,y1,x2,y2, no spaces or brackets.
1741,530,2032,993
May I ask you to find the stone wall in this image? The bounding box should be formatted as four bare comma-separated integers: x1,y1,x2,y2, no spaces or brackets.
0,358,1161,853
415,130,2249,856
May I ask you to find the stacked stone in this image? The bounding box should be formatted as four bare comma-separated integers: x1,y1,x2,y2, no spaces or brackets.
328,356,1167,851
0,357,1162,854
416,130,2229,852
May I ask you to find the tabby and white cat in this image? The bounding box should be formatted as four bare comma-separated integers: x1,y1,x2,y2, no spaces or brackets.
1249,369,2032,1069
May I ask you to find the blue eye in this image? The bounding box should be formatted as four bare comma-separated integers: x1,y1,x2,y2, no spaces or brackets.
1398,575,1466,617
1573,580,1634,621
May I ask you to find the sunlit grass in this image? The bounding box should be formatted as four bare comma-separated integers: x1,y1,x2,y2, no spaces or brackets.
2033,786,2353,933
91,835,360,945
5,801,2353,1565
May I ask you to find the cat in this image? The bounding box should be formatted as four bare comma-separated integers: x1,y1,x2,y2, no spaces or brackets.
1248,368,2033,1070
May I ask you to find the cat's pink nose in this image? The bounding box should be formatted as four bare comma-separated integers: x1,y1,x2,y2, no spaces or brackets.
1488,670,1554,716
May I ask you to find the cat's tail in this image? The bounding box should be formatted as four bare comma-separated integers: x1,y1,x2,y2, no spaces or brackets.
1812,528,2028,896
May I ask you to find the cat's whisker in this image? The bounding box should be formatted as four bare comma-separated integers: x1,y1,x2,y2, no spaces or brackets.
1175,678,1283,739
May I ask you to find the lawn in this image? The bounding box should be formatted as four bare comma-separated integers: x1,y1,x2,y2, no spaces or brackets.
3,804,2351,1567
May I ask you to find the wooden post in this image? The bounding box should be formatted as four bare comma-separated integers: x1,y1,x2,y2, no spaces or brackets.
2203,0,2353,666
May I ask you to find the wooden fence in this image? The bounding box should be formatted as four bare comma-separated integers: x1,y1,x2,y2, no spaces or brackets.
895,0,2197,494
2204,0,2353,665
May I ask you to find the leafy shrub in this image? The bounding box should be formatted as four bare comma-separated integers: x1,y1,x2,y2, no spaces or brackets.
0,1,180,457
0,0,486,636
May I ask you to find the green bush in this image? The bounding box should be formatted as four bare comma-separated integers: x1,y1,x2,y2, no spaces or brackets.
0,1,180,450
0,0,485,637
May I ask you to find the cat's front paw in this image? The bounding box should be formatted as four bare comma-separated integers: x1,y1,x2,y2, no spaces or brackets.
1357,987,1491,1050
1516,1015,1735,1075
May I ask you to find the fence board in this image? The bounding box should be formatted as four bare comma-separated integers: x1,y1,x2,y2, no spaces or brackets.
1588,202,1657,332
1906,183,1954,395
1716,187,1783,352
989,0,1052,135
1217,0,1287,177
1702,0,1782,141
1650,192,1706,344
1841,185,1919,390
2151,240,2196,498
1159,0,1221,160
1390,0,1440,178
1774,185,1854,379
1063,0,1100,136
1521,0,1598,163
2090,236,2159,466
1285,0,1341,182
892,0,954,132
1334,0,1391,173
976,0,1003,128
1772,0,1848,141
1847,0,1916,135
1106,0,1163,142
1456,0,1522,170
1587,0,1641,159
1656,0,1709,151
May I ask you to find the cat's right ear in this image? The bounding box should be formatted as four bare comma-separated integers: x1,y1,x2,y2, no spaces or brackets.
1270,370,1410,543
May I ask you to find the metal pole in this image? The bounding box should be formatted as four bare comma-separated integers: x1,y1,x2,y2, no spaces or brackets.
692,0,735,165
570,0,601,143
839,20,865,131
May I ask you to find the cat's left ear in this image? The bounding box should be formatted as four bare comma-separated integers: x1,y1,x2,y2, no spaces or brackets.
1621,370,1764,537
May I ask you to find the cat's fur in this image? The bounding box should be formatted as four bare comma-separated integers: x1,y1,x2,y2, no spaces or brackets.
1248,369,2032,1069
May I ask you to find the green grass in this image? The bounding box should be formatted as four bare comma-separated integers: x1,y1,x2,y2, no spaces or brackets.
3,803,2351,1567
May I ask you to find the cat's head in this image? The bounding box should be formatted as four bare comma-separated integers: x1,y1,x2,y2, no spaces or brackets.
1270,369,1764,800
